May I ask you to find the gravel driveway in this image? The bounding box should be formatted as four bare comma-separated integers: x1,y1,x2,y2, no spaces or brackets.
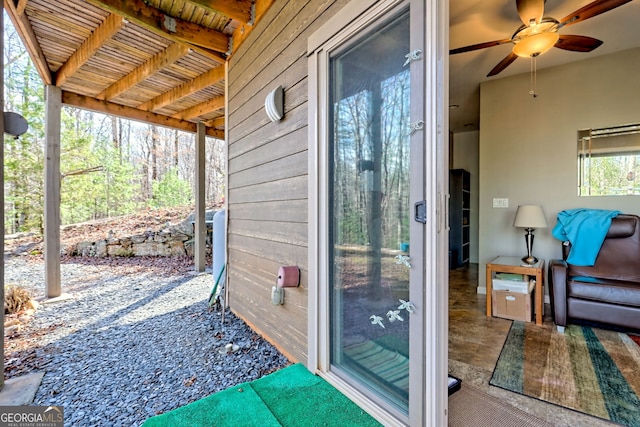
4,256,289,426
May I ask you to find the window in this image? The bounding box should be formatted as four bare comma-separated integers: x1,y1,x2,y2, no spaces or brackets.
578,124,640,196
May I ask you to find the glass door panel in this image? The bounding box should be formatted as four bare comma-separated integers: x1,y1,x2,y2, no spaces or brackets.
329,10,411,414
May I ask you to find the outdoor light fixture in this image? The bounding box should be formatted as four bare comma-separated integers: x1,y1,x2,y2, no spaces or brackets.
3,111,28,138
265,85,284,122
513,204,547,265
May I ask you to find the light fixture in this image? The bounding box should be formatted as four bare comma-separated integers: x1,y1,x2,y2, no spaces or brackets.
3,111,28,138
512,32,559,58
511,18,559,58
265,86,284,122
510,19,559,97
513,204,547,265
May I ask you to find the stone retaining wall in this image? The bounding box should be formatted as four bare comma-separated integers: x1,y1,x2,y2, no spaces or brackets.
62,210,216,258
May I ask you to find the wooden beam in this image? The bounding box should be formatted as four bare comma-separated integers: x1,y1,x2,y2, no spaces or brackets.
16,0,27,15
61,91,224,139
137,65,224,112
44,85,62,298
4,0,52,84
229,0,274,56
204,116,224,129
85,0,229,53
97,43,189,101
183,0,253,24
56,13,125,87
172,95,224,120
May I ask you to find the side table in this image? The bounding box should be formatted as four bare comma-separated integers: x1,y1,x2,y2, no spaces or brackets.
485,256,545,325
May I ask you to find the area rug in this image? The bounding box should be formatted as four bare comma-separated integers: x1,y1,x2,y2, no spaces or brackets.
142,363,382,426
490,321,640,426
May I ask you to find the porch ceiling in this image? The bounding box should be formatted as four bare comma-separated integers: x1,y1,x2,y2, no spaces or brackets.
5,0,275,139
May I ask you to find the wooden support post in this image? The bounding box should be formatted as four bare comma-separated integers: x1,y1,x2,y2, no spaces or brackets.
45,85,62,298
194,122,206,272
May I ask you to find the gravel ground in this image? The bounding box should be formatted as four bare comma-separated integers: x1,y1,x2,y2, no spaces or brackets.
4,256,290,426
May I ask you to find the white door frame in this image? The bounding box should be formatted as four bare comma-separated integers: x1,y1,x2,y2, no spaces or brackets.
307,0,449,425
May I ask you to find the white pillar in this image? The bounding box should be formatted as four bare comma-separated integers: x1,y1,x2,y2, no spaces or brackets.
44,85,62,297
194,122,206,272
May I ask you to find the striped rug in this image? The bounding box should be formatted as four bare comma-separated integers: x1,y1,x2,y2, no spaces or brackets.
490,321,640,426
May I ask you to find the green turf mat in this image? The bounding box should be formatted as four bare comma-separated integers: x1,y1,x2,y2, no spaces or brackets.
142,364,382,427
251,363,381,427
142,382,281,427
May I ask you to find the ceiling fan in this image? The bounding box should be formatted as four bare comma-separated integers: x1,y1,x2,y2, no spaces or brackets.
450,0,633,77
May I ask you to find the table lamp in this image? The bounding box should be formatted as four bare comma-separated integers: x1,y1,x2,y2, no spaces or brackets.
513,204,547,265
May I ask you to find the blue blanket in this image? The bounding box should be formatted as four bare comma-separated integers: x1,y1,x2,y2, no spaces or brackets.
552,209,621,266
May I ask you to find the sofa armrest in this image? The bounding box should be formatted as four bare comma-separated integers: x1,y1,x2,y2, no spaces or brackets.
549,259,569,327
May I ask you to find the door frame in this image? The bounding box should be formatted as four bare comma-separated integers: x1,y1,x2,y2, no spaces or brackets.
307,0,449,425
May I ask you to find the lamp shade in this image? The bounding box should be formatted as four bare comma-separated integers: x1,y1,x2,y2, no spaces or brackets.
513,205,548,229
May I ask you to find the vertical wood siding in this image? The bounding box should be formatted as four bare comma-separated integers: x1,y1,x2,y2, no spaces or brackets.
227,0,348,363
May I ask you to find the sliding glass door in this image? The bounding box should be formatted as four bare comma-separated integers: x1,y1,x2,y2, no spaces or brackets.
308,0,447,424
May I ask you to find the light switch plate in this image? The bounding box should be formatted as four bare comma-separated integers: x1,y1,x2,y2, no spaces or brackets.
493,198,509,208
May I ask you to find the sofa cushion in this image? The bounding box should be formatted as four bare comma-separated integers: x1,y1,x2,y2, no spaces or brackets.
568,276,640,308
606,215,637,238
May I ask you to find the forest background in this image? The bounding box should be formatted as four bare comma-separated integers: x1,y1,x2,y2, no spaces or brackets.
3,13,225,236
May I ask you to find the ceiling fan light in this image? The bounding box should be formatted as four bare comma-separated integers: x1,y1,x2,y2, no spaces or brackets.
513,32,559,58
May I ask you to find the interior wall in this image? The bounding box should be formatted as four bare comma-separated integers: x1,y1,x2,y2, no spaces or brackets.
452,130,479,263
478,47,640,291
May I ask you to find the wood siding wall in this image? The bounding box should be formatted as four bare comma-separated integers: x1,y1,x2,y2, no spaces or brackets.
227,0,348,363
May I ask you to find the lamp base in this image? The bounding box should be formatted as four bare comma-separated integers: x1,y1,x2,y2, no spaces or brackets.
521,255,538,265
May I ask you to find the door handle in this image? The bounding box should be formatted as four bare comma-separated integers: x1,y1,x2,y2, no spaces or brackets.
415,200,426,224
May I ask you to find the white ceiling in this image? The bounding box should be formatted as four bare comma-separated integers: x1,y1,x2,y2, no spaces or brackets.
449,0,640,133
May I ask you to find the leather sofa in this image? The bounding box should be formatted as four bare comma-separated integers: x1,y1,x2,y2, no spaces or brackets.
549,214,640,332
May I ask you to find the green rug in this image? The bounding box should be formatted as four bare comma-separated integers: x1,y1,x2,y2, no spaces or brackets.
490,321,640,426
143,363,382,427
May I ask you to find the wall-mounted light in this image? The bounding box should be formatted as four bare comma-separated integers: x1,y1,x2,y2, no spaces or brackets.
265,86,284,122
4,111,28,138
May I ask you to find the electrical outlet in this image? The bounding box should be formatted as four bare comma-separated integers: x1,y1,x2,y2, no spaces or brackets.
493,198,509,208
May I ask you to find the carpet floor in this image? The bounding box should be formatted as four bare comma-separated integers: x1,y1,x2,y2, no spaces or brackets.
490,321,640,427
142,363,382,427
449,385,554,427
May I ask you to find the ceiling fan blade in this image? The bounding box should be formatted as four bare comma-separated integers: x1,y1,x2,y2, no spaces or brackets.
450,38,512,55
554,35,604,52
516,0,545,25
487,52,519,77
558,0,632,29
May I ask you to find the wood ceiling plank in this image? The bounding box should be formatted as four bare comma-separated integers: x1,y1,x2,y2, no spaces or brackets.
55,13,125,86
183,0,253,24
97,42,189,100
172,95,224,120
62,90,223,138
138,65,224,111
4,0,52,84
85,0,229,53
